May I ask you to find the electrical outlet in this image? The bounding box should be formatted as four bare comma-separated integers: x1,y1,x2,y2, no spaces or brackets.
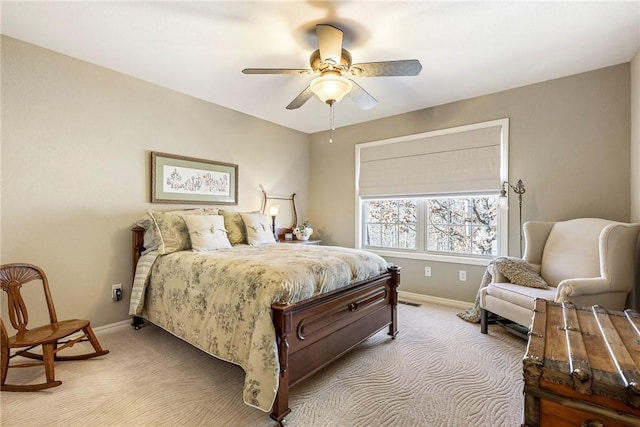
112,284,123,302
459,270,467,282
424,266,432,277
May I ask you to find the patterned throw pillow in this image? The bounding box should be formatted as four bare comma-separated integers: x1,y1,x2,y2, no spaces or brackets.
240,212,276,246
493,257,549,289
220,210,260,245
146,208,218,254
182,215,231,251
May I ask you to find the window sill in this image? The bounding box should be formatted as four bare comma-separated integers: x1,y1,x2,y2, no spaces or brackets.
364,248,492,266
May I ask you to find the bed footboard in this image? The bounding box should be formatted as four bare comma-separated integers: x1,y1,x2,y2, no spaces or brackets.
270,265,401,422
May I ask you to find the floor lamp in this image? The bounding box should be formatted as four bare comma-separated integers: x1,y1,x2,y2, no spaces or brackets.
500,179,526,256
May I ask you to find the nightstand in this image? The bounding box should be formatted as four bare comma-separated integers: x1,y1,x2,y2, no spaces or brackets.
278,240,321,246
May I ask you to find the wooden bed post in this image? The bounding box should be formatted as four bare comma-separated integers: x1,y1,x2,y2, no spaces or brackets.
271,304,292,423
132,226,145,273
131,226,146,330
387,265,401,338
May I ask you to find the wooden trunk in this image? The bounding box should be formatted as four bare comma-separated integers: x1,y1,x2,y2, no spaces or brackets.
523,299,640,427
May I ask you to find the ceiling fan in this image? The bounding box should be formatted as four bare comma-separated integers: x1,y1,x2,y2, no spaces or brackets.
242,24,422,111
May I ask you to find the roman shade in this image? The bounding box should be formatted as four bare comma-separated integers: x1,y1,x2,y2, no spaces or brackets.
358,123,505,197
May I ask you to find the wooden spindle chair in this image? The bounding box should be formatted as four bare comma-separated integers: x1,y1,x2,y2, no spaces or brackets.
1,263,109,391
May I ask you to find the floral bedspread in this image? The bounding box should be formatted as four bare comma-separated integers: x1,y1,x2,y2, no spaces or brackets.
130,244,389,412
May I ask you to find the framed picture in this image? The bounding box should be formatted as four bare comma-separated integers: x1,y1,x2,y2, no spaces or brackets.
151,151,238,205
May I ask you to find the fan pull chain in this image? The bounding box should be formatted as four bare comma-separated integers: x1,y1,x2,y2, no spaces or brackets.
329,101,335,143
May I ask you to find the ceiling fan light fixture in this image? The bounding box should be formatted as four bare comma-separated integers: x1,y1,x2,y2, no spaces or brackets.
310,74,353,104
243,24,421,112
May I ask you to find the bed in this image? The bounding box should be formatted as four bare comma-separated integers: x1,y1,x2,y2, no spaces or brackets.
129,209,400,423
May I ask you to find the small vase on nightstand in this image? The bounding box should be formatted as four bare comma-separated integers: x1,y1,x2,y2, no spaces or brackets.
293,222,313,241
294,229,312,241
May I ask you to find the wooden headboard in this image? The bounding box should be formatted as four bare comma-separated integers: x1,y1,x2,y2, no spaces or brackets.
132,226,145,277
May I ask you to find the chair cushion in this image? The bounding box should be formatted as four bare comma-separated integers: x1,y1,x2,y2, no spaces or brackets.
485,282,557,310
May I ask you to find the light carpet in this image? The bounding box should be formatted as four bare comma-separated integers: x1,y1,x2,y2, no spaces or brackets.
1,302,526,427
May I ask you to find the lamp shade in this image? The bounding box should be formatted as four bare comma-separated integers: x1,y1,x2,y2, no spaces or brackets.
310,74,353,104
498,195,509,210
269,205,279,216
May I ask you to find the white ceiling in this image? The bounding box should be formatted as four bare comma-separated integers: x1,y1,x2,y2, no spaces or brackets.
2,1,639,134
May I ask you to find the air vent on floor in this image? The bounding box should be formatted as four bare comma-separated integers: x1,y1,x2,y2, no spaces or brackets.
398,300,421,307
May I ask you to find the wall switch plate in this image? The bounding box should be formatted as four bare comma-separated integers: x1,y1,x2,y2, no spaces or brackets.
424,266,432,277
112,284,123,302
459,270,467,282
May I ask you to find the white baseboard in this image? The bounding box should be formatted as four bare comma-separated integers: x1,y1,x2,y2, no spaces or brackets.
93,319,131,334
398,291,473,310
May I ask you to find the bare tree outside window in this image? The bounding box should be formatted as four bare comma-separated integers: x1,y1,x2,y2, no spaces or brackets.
363,195,498,256
427,196,498,255
364,199,417,249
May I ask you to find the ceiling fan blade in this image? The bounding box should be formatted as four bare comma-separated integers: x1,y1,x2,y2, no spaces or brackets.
350,60,422,77
316,24,343,65
286,86,315,110
347,80,377,110
242,68,313,75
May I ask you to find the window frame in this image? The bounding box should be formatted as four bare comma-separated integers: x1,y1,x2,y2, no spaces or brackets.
361,198,419,250
355,119,509,266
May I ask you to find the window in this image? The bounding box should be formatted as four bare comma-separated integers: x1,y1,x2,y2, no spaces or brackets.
356,119,509,264
362,195,499,258
427,196,499,255
364,199,417,249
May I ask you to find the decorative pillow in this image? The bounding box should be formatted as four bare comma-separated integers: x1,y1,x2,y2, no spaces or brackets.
220,210,260,245
135,213,163,254
182,215,231,251
137,209,198,252
146,208,219,254
493,256,549,289
240,212,276,246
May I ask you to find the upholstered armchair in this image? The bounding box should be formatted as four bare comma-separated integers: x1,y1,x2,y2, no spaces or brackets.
479,218,640,334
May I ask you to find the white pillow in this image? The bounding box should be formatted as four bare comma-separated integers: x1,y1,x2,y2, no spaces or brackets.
241,213,276,246
137,208,218,254
181,215,231,252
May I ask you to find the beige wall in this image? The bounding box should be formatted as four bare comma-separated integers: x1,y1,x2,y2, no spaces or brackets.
309,64,632,303
2,35,635,325
1,36,310,327
632,48,640,223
